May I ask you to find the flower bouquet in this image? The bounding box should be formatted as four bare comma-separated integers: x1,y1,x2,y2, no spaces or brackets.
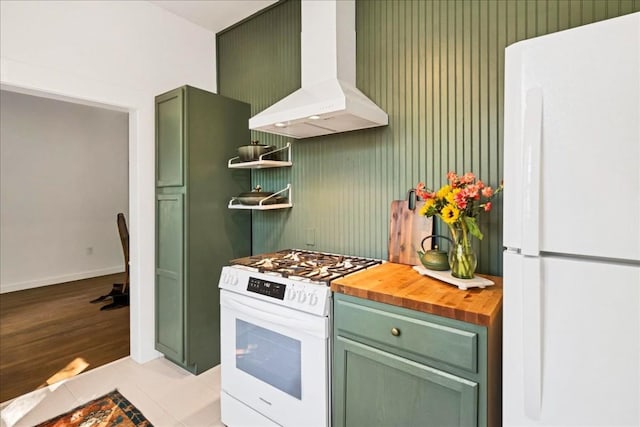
416,171,503,279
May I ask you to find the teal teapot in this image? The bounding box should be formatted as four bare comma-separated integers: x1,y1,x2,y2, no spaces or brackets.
417,235,453,271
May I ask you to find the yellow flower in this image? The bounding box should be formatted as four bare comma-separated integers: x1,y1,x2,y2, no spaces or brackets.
419,198,435,216
436,185,452,200
440,204,460,224
446,188,460,205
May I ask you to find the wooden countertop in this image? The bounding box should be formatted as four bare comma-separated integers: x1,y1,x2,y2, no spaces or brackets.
331,262,503,327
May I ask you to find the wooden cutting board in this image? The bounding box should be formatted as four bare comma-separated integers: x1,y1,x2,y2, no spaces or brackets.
388,200,433,265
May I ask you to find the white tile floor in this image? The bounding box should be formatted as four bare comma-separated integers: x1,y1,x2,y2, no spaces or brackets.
0,357,223,427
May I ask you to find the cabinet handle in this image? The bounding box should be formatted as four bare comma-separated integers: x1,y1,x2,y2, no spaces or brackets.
390,327,401,337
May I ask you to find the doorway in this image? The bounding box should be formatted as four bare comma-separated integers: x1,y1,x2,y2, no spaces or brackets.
0,89,130,402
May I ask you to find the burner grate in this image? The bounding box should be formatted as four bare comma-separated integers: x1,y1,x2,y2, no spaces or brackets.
230,249,381,284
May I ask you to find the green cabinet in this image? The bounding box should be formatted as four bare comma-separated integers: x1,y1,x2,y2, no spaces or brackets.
156,89,184,187
155,193,184,362
333,294,492,427
155,85,251,374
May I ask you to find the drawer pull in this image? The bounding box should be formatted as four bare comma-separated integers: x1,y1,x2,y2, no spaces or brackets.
391,327,401,337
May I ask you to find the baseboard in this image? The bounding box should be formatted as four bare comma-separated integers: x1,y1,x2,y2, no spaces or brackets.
0,266,124,294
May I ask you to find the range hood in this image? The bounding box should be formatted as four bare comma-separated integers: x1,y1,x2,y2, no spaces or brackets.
249,0,388,139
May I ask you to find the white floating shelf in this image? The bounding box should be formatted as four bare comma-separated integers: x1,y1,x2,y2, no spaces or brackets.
228,202,293,210
228,183,292,210
228,143,292,169
228,159,292,169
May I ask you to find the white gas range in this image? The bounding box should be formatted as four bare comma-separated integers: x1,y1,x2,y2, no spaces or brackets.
218,250,381,427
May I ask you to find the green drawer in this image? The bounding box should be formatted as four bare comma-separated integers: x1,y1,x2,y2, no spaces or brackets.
334,295,478,373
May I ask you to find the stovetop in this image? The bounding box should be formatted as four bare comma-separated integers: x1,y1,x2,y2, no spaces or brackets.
230,249,382,285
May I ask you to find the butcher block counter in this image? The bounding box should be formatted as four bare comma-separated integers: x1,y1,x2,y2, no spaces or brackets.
331,262,502,427
331,261,502,327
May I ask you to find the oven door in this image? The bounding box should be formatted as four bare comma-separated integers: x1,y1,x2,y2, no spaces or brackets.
220,289,329,427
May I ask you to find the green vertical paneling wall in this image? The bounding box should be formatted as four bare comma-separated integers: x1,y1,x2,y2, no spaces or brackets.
217,0,639,276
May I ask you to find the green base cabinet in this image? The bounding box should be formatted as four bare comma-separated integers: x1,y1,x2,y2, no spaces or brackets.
333,294,497,427
155,85,251,374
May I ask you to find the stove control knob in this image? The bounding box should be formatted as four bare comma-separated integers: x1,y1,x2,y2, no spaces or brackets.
297,292,307,304
226,273,238,286
308,293,319,306
287,288,297,300
221,273,230,285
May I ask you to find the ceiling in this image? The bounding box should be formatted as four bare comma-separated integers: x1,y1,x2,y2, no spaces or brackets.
149,0,278,34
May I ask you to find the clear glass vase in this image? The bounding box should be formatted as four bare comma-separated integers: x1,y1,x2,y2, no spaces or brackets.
448,224,477,279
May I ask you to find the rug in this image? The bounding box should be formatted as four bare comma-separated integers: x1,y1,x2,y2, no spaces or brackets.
35,390,153,427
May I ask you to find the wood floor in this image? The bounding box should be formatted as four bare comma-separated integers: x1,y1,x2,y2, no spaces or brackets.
0,274,130,403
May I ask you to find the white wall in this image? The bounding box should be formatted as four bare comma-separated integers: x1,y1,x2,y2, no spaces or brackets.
0,0,217,363
0,90,129,293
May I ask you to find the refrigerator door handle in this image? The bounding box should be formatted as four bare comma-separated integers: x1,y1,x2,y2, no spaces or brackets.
522,87,542,256
522,255,542,420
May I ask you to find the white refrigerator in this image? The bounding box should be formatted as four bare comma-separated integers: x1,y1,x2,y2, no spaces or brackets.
503,12,640,427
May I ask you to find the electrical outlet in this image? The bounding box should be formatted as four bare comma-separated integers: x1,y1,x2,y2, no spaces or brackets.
86,247,93,255
306,229,315,246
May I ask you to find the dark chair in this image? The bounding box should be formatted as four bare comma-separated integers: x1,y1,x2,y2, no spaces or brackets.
90,213,130,310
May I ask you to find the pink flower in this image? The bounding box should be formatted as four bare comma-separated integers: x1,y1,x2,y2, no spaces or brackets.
484,202,492,212
482,186,493,198
463,172,475,184
454,191,468,209
447,171,458,183
466,185,480,200
416,182,434,200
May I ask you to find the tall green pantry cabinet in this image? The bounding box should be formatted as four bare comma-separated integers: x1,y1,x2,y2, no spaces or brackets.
155,85,251,374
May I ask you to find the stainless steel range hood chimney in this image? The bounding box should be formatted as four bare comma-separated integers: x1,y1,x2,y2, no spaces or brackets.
248,0,388,139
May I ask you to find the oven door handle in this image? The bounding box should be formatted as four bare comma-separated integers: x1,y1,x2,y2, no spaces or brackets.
221,293,327,338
